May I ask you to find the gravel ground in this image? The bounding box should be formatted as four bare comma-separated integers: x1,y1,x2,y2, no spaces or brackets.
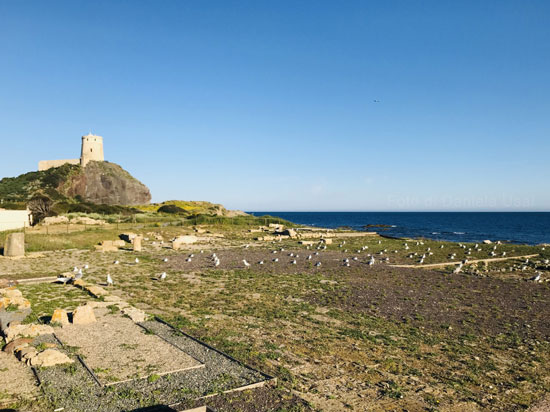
35,318,268,412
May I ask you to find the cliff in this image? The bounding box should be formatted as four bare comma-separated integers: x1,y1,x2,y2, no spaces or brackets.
0,162,151,206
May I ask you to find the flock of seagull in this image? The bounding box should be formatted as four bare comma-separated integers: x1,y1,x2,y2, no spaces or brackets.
56,238,548,286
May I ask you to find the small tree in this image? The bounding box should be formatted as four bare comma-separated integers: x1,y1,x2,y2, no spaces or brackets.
28,195,55,225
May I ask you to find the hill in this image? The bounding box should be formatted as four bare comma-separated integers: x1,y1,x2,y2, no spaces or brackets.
0,161,151,206
137,200,248,217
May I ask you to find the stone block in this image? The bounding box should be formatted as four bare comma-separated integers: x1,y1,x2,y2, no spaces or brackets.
51,309,69,326
72,305,96,325
30,349,73,367
133,235,143,252
3,233,25,257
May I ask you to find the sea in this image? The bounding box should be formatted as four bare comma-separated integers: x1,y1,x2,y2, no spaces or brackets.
247,212,550,245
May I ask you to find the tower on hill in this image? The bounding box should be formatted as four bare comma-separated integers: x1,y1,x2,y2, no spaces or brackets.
38,133,105,171
80,134,104,167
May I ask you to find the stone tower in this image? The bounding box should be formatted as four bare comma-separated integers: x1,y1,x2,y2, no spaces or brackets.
80,134,104,167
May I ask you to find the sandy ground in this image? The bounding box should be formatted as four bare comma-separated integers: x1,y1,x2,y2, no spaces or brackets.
55,307,203,385
0,351,39,402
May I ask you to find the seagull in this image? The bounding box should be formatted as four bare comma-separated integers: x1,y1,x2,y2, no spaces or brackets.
56,276,71,284
73,267,79,273
185,258,192,262
258,260,264,265
273,258,279,262
107,274,113,286
189,254,195,258
160,272,167,281
135,258,139,264
368,258,375,266
243,260,251,268
245,244,250,248
84,264,89,269
214,259,220,267
114,260,120,265
74,271,83,281
532,273,541,282
315,262,322,267
453,264,463,274
163,257,169,262
78,268,83,277
291,260,297,265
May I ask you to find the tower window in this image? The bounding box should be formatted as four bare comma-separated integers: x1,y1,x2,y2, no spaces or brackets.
91,149,93,152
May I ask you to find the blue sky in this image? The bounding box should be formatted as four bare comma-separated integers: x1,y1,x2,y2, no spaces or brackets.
1,1,549,211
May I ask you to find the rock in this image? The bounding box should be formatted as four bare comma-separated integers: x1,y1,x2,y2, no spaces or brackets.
133,235,143,252
85,285,109,298
2,337,33,354
0,279,18,288
42,216,69,225
3,233,25,257
193,227,206,234
320,238,333,244
0,288,31,332
72,305,96,325
70,216,105,225
483,240,492,244
113,239,126,247
172,235,198,250
74,161,151,206
121,306,146,323
277,229,297,238
15,346,37,362
51,309,69,326
120,233,137,243
95,240,119,252
30,349,73,367
299,241,316,246
4,324,54,343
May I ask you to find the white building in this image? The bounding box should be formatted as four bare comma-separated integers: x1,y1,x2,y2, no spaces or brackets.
0,209,32,232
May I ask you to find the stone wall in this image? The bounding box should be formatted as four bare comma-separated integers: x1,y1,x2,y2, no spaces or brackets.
0,209,32,232
38,159,80,171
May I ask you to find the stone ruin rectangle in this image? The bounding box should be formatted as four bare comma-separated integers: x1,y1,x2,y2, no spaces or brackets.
54,308,203,385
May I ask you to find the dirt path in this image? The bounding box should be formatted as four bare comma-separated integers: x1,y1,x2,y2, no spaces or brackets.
390,253,539,268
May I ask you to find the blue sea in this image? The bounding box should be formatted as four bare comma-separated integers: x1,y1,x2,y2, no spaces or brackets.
247,212,550,245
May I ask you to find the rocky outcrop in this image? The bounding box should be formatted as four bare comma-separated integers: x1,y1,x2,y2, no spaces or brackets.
0,161,151,206
66,161,151,206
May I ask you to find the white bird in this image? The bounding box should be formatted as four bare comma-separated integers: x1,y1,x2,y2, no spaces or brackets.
353,257,358,261
73,267,78,272
74,271,83,281
343,258,349,263
189,254,194,258
258,260,264,265
307,255,312,260
107,274,113,286
185,258,192,262
163,257,169,262
291,260,297,265
243,259,250,268
315,252,320,256
56,276,71,284
245,244,250,248
84,264,89,269
114,260,119,265
214,259,220,267
200,250,204,253
160,272,167,280
78,268,83,277
368,258,375,266
135,258,140,264
453,264,463,274
315,262,322,267
532,273,541,282
273,258,279,262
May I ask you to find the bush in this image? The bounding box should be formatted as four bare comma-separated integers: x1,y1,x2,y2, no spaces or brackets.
158,204,187,214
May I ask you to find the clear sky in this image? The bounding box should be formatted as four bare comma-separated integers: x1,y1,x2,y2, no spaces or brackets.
1,1,549,211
